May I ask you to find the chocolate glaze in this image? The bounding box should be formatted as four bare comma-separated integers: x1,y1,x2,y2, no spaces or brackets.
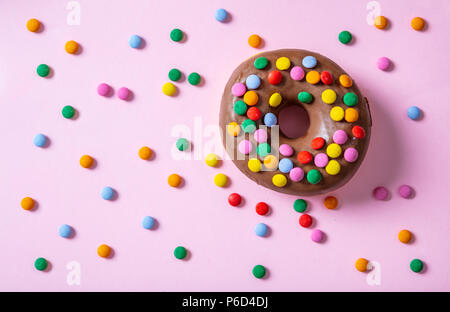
220,49,372,196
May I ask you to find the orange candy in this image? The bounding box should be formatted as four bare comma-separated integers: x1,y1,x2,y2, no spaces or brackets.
345,108,359,123
324,196,338,209
21,197,35,210
339,74,352,88
411,17,425,31
80,155,94,168
227,122,240,137
374,16,388,29
65,40,79,54
306,70,320,84
97,244,111,258
139,146,153,160
26,18,40,32
398,229,412,243
355,258,369,272
248,34,262,48
243,91,259,106
168,174,182,187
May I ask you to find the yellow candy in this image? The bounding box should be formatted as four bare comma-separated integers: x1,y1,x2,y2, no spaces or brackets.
243,90,258,106
162,82,177,96
227,122,241,137
272,174,287,187
325,160,341,175
248,158,262,172
205,153,218,167
326,143,342,158
65,40,79,54
275,57,291,70
321,89,337,104
330,106,345,121
306,70,320,84
80,155,94,168
345,108,359,122
214,173,228,187
27,18,40,32
355,258,369,272
339,74,353,88
263,155,279,170
21,197,35,210
269,93,282,107
138,147,153,160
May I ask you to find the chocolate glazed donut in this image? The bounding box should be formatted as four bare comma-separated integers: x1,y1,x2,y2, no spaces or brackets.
220,49,372,196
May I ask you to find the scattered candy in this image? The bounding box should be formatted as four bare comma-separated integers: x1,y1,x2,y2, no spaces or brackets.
326,160,341,175
311,229,324,243
247,106,262,121
323,196,338,209
62,105,75,119
407,106,421,120
263,112,277,127
410,259,423,273
311,137,325,150
142,216,155,229
97,244,111,258
246,74,261,90
290,66,304,80
65,40,79,54
398,185,413,198
343,92,358,107
232,83,246,97
252,264,266,279
255,202,269,215
34,257,48,271
330,106,345,121
299,214,313,228
238,140,252,155
117,87,131,100
305,70,320,84
345,108,359,123
248,34,262,48
243,90,259,106
97,83,111,96
373,186,388,200
168,68,181,81
168,174,182,187
162,82,177,96
272,174,287,187
269,92,282,107
188,72,201,85
174,246,187,259
344,147,358,162
33,133,48,147
228,193,242,206
377,57,391,71
205,153,218,167
307,169,322,184
279,144,293,157
339,74,352,88
338,30,352,44
128,35,142,48
278,158,293,173
227,122,240,137
254,223,268,237
411,17,425,31
58,224,73,238
267,70,282,85
352,126,366,139
321,89,337,104
26,18,41,32
289,167,304,182
256,142,271,157
320,71,333,85
314,153,328,168
214,173,228,187
374,16,388,29
242,119,256,133
275,57,291,70
293,199,307,213
101,186,115,200
248,158,262,172
80,155,94,168
176,138,190,151
254,129,267,142
355,258,369,272
138,147,153,160
254,57,269,69
263,155,278,170
326,143,342,158
398,229,412,243
21,197,35,210
215,8,228,22
333,130,348,144
36,64,50,77
297,151,313,164
302,56,317,68
170,28,184,42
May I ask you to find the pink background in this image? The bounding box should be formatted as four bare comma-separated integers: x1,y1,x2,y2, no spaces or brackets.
1,0,449,291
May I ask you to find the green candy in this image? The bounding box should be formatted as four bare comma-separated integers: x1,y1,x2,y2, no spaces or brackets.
293,199,307,213
176,138,190,151
410,259,423,273
242,119,256,133
188,72,201,85
174,246,187,259
252,265,266,279
307,169,322,184
170,28,184,42
62,105,75,119
168,68,181,81
343,92,358,107
37,64,50,77
257,143,271,157
298,91,313,104
339,31,352,44
254,57,269,70
34,257,48,271
233,100,247,115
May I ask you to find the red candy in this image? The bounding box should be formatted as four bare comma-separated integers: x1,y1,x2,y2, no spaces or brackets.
299,214,313,228
352,126,366,139
247,107,262,121
255,202,269,215
311,137,325,150
268,70,282,85
320,71,333,85
297,151,313,164
228,193,242,206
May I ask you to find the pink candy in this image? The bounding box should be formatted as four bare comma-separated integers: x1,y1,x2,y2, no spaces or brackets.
279,144,294,156
289,167,304,182
398,185,413,198
290,66,305,81
344,147,358,162
333,130,348,144
373,186,389,200
311,229,324,243
231,82,246,97
238,140,252,154
97,83,111,96
117,87,131,100
314,153,328,168
254,129,268,143
377,57,391,71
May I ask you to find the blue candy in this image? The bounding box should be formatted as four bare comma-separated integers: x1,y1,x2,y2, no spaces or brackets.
58,224,73,238
101,186,115,200
302,56,317,68
278,158,293,173
246,74,261,90
407,106,422,120
129,35,142,49
255,223,268,237
33,133,47,147
263,113,277,127
215,8,228,22
142,216,155,230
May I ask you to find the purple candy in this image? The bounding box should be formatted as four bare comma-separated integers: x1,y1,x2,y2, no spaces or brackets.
344,147,359,163
311,229,324,243
289,167,304,182
279,144,294,156
398,185,413,198
333,130,348,144
238,140,252,154
231,82,246,97
377,57,391,71
117,87,130,100
373,186,389,200
314,153,328,168
97,83,111,96
290,66,305,81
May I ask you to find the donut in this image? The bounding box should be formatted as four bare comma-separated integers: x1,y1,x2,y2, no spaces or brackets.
219,49,372,196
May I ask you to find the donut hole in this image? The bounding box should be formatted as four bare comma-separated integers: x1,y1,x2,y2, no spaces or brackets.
278,104,310,139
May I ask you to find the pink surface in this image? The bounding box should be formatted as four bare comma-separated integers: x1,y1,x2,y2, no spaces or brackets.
0,0,449,291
